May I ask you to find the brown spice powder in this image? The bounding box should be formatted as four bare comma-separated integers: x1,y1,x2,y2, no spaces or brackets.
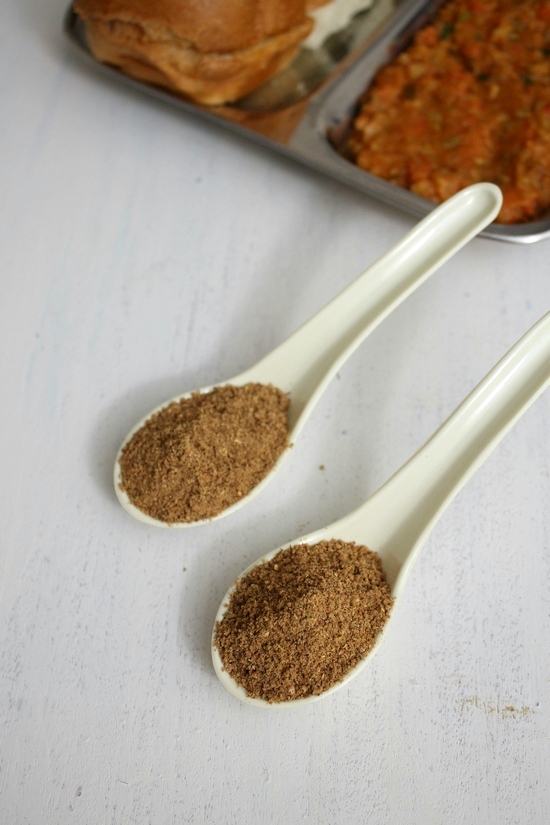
119,383,289,523
215,539,393,702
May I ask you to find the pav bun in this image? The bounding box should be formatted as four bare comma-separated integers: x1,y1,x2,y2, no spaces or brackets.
74,0,332,105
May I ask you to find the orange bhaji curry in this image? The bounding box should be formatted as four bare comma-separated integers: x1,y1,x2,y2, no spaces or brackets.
347,0,550,223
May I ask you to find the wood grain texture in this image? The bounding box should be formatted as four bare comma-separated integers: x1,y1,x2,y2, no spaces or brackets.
1,2,549,823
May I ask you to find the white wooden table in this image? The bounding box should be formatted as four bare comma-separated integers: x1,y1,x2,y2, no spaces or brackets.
2,2,549,823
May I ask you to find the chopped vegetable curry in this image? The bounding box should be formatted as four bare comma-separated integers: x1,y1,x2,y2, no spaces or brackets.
347,0,550,223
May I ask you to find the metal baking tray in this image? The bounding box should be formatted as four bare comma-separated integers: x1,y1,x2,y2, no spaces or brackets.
64,0,550,244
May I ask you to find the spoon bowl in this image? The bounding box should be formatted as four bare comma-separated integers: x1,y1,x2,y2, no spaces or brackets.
212,313,550,706
115,183,502,526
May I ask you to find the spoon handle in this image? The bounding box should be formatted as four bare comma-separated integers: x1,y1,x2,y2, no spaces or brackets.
348,313,550,590
242,183,502,432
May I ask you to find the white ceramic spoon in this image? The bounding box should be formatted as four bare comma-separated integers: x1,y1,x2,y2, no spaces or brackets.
212,312,550,706
115,183,502,526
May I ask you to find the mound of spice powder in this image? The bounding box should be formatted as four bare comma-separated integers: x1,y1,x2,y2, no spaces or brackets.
119,383,289,523
214,539,393,702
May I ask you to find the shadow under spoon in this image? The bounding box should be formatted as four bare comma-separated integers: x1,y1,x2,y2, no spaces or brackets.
114,183,502,527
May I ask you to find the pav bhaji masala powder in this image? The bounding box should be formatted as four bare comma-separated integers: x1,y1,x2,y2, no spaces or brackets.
215,539,393,703
119,382,289,523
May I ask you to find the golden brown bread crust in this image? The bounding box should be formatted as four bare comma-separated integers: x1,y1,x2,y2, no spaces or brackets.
74,0,325,104
81,16,312,104
75,0,316,53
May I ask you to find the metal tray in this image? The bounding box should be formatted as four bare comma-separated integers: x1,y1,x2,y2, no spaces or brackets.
64,0,550,244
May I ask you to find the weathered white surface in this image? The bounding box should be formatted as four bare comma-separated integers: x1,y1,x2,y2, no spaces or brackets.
1,2,549,823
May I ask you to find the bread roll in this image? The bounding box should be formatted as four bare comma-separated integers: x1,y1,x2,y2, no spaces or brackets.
74,0,332,105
